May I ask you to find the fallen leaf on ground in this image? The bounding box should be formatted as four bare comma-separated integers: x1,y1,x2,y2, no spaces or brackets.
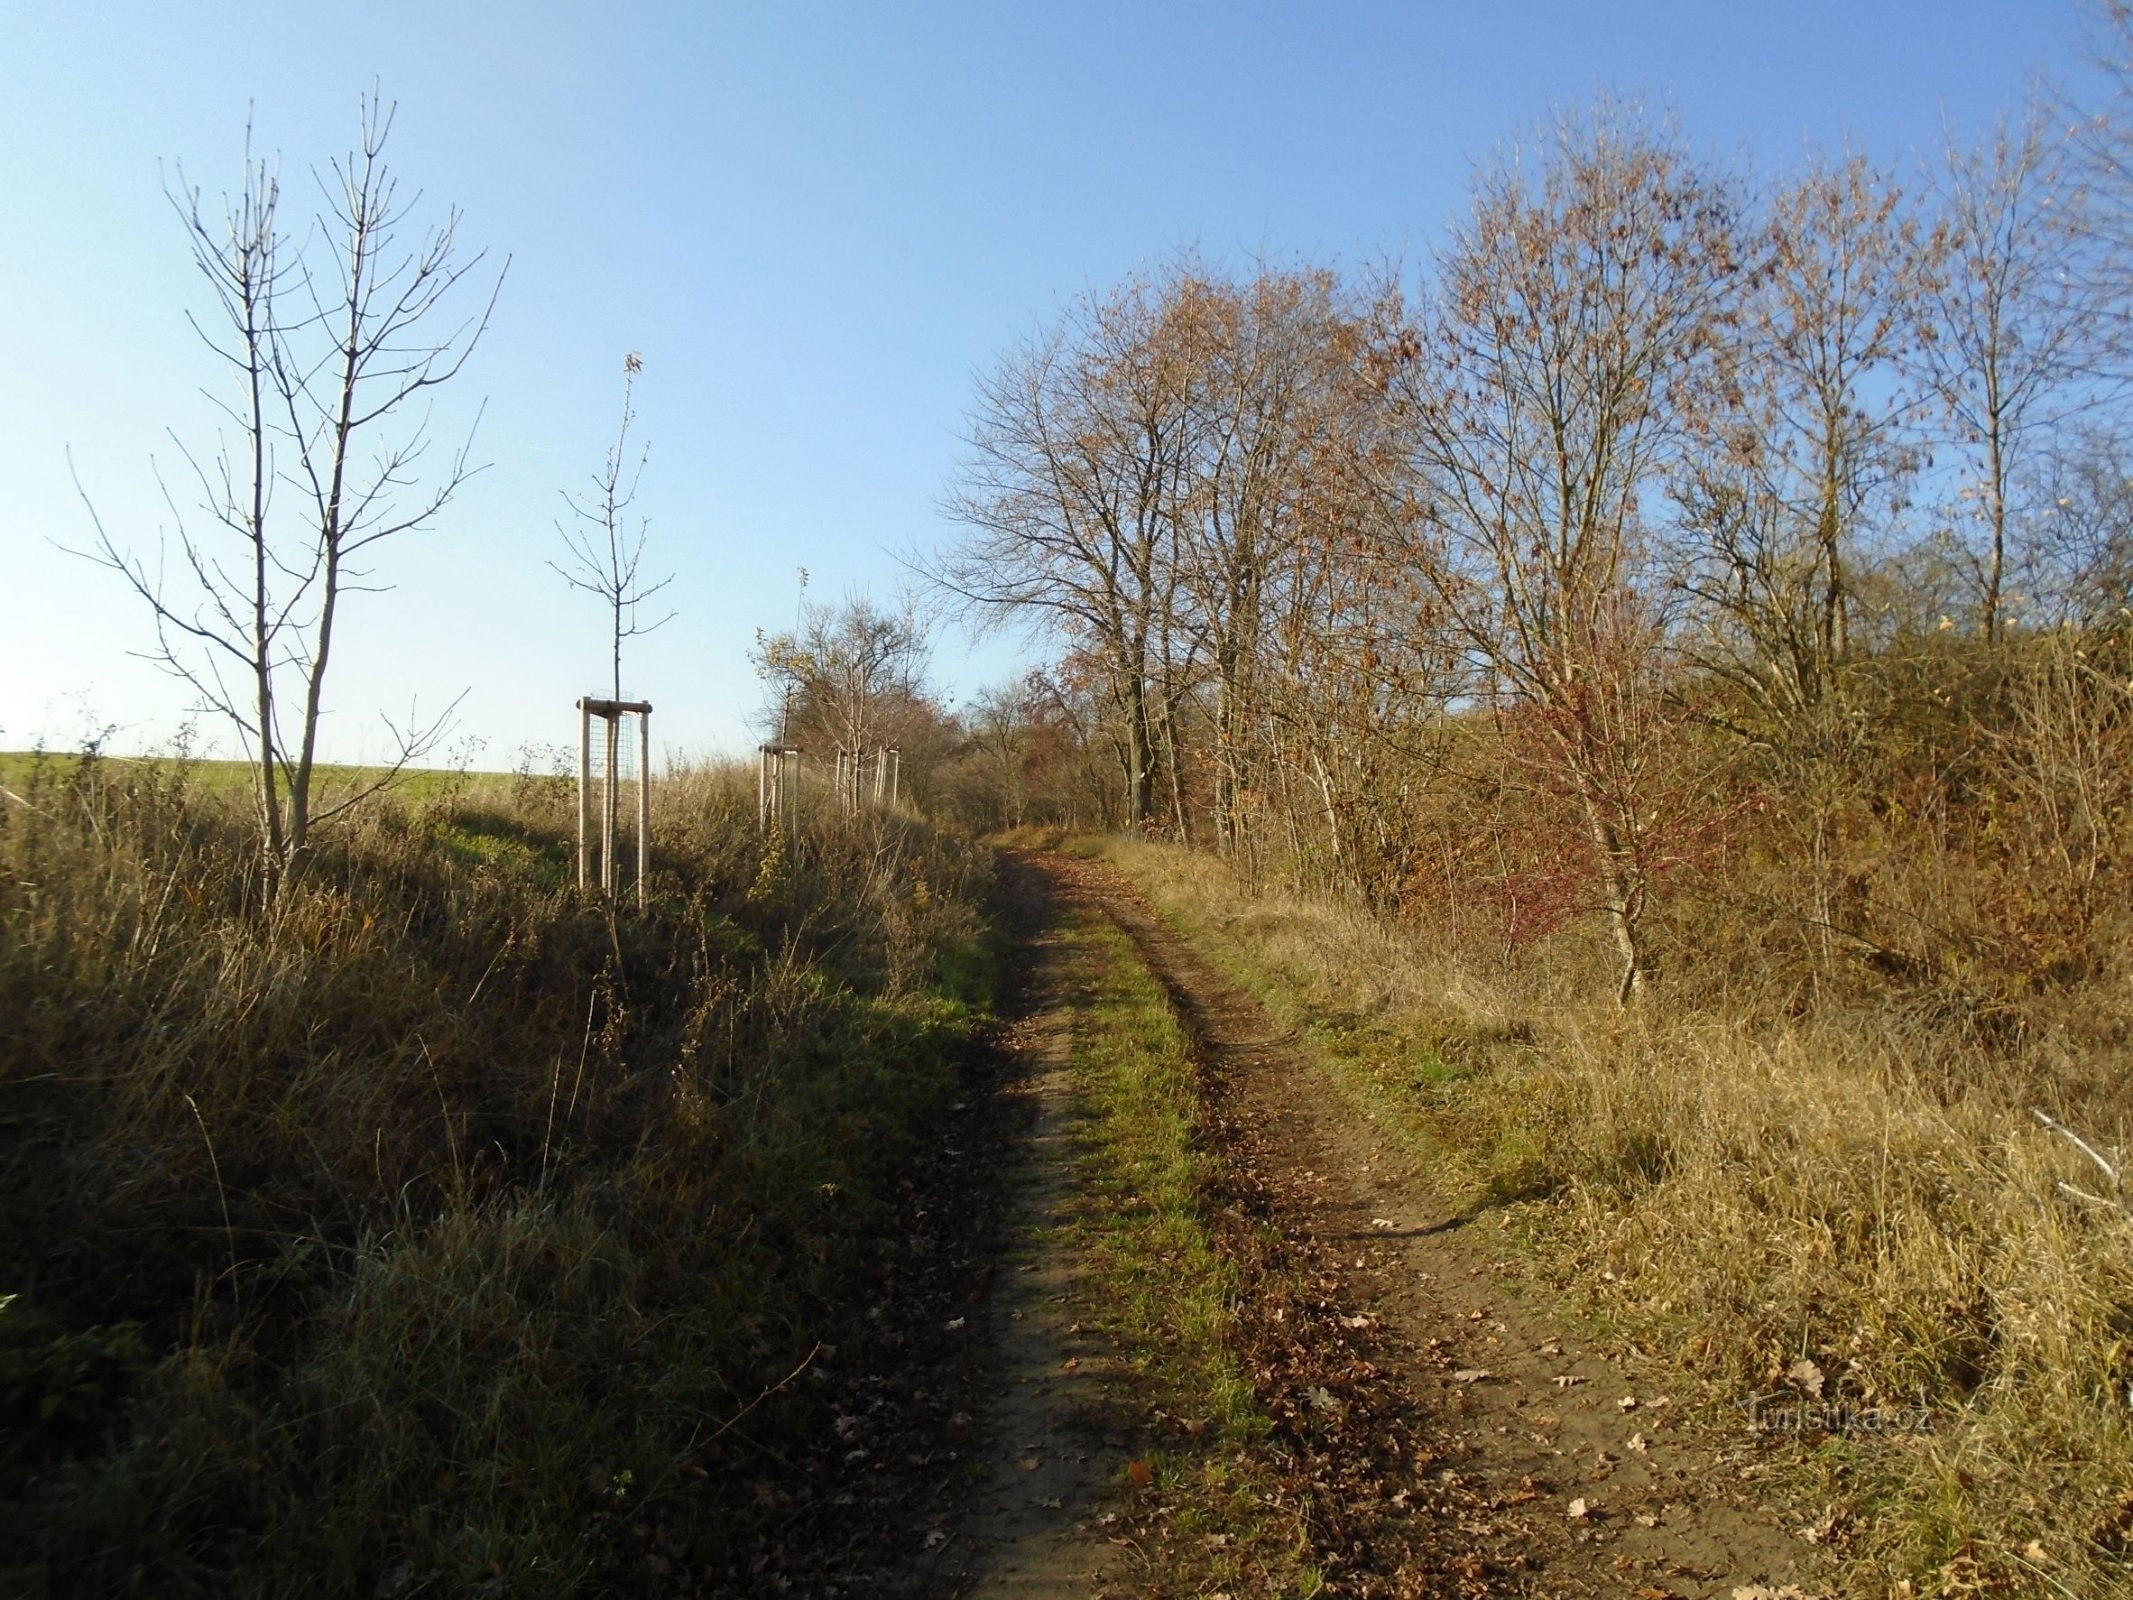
1798,1506,1846,1544
1567,1496,1594,1520
1126,1458,1153,1488
1452,1368,1492,1383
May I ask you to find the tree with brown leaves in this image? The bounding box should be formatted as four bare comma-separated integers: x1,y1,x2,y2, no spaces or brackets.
1395,101,1739,1002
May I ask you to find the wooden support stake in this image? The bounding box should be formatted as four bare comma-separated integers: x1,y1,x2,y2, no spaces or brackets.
637,709,651,909
576,701,592,889
577,697,652,902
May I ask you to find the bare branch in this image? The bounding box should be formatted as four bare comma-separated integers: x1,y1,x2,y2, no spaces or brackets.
554,354,673,699
75,92,497,883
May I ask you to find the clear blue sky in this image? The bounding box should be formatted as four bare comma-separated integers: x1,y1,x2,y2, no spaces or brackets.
0,0,2093,766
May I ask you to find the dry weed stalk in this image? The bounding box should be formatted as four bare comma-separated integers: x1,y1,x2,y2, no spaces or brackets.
2030,1108,2133,1221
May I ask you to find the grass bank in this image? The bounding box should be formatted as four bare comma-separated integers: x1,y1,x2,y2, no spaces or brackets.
1095,835,2133,1600
1,749,993,1597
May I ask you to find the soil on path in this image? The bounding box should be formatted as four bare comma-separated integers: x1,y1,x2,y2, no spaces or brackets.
943,853,1141,1597
1030,848,1835,1600
733,852,1154,1597
710,856,1131,1596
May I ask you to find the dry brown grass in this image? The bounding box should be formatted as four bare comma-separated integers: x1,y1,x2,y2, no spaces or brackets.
0,750,995,1597
1100,834,2133,1599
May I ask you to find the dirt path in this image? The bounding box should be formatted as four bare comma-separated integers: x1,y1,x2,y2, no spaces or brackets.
946,854,1137,1597
1024,848,1833,1600
838,847,1831,1597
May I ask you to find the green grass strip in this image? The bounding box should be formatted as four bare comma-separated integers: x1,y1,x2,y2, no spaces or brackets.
1057,910,1321,1596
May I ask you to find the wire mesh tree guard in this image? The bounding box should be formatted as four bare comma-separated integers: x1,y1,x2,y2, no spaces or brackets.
577,697,651,906
830,746,901,814
753,742,904,835
757,741,800,832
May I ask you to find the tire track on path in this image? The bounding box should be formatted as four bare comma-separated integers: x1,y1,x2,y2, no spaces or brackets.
947,851,1139,1597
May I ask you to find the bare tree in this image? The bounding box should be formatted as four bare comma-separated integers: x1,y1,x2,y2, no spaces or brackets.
752,595,929,804
938,257,1457,877
1395,101,1739,1003
1169,268,1345,856
1674,152,1926,727
1158,266,1454,896
1656,154,1935,982
1913,98,2090,642
79,93,502,886
2025,426,2133,624
2068,1,2133,349
954,682,1036,831
936,269,1201,827
551,351,674,699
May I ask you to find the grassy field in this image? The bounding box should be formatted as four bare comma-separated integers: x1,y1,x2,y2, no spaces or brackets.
1095,835,2133,1600
0,749,497,799
0,748,994,1597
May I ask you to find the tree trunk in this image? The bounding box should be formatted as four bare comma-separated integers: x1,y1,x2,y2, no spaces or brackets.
1121,671,1154,826
1577,780,1648,1006
1983,405,2007,645
1157,678,1191,844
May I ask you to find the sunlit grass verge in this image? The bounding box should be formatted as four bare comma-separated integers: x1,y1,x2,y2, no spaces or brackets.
1058,911,1322,1597
0,749,992,1598
1093,835,2133,1600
